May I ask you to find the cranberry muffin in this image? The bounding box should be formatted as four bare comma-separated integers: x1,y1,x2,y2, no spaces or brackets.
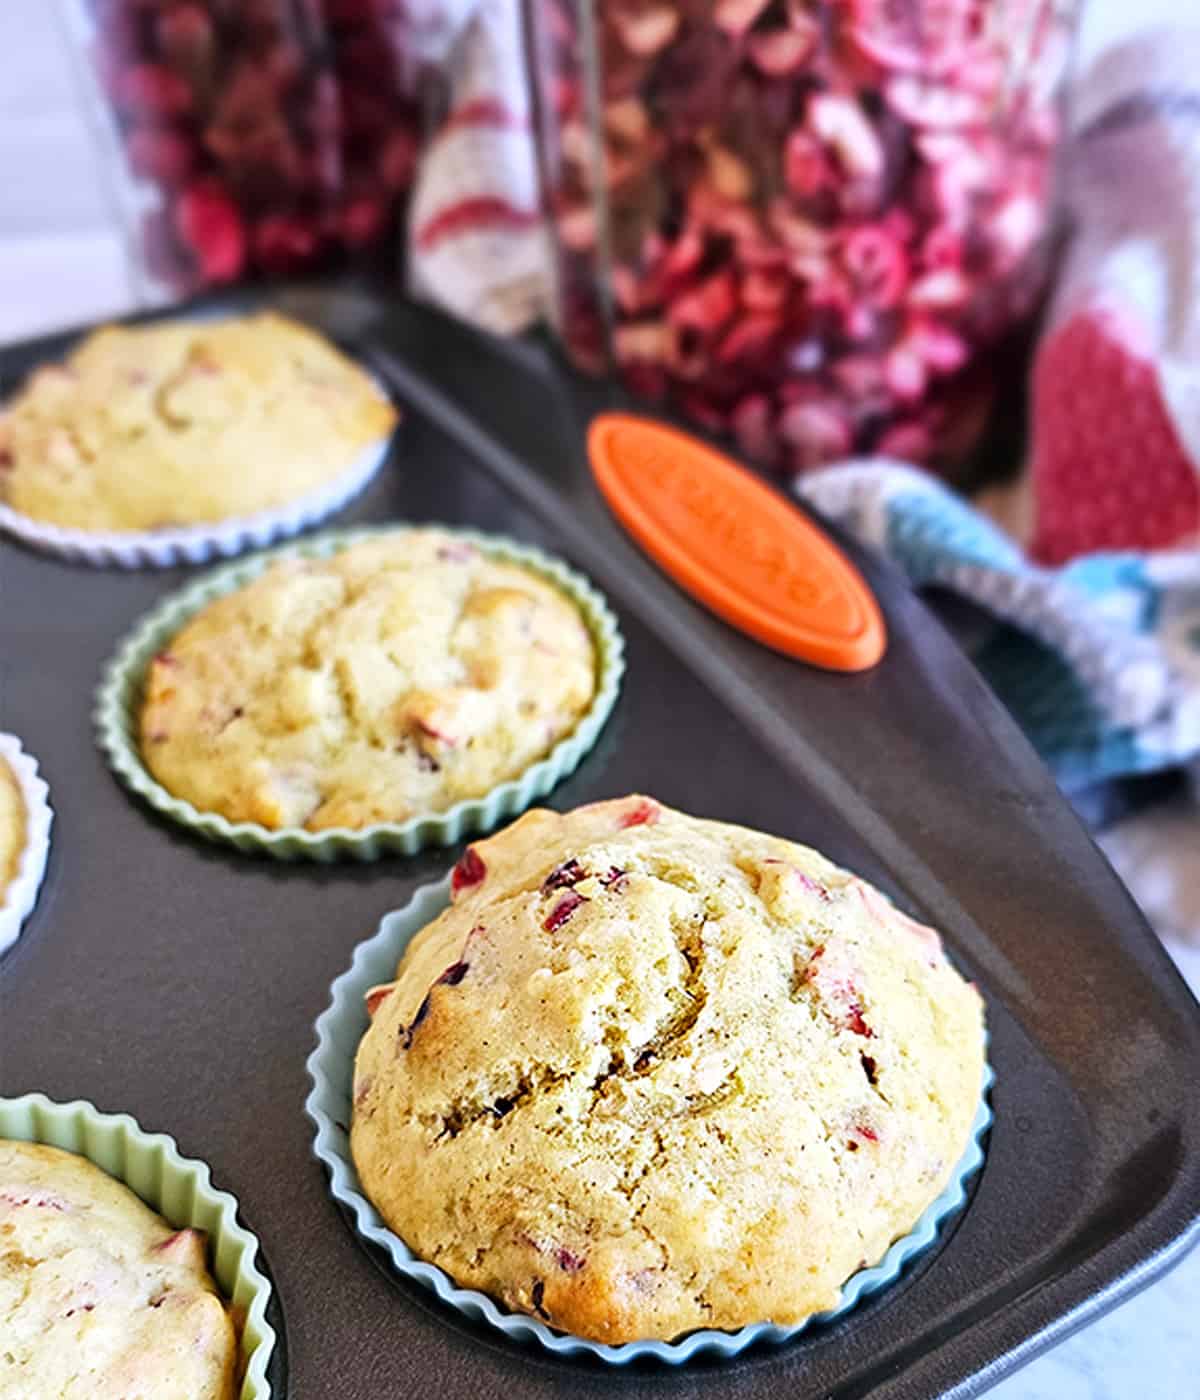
0,1140,236,1398
351,795,986,1343
0,311,395,531
139,531,597,830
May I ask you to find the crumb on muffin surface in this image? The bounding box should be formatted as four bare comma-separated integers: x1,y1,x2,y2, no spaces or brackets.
0,311,396,531
138,531,598,831
351,796,986,1344
0,757,26,904
0,1140,237,1399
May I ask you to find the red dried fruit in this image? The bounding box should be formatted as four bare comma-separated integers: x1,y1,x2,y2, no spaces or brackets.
114,64,192,121
885,74,986,129
556,1247,586,1272
739,267,790,314
841,225,910,309
845,1003,873,1038
715,313,784,366
732,393,778,466
746,23,817,77
174,179,247,284
783,129,835,201
619,798,660,829
338,197,386,249
844,0,972,75
542,859,588,893
125,127,196,186
365,984,394,1018
600,866,629,891
252,214,320,277
713,0,771,35
544,891,587,931
808,93,884,181
437,961,470,986
153,1228,205,1257
157,5,214,77
876,419,934,461
379,129,418,192
779,399,853,470
610,5,680,58
805,943,874,1036
451,847,487,897
666,269,737,336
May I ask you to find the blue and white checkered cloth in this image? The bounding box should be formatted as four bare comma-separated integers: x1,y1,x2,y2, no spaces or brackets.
799,464,1200,793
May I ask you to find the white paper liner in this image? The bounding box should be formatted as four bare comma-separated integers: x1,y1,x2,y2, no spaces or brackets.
0,734,54,955
0,432,392,569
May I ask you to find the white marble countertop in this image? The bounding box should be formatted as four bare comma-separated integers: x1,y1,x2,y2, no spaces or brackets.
0,2,1194,1394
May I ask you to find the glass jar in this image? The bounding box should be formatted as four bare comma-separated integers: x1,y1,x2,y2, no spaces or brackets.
63,0,428,298
525,0,1075,475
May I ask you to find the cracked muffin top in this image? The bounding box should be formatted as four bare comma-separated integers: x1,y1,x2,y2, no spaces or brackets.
0,757,25,905
351,795,986,1344
139,531,597,831
0,311,396,531
0,1140,236,1399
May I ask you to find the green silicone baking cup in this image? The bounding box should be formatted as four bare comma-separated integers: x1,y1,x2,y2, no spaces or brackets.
94,525,625,861
0,1093,277,1397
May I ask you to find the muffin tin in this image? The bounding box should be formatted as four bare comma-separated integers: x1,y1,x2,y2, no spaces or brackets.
2,283,1198,1399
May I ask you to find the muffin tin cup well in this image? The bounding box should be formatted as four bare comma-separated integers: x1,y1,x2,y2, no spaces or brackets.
0,432,393,569
94,526,626,861
0,733,54,956
305,872,995,1366
0,1093,278,1398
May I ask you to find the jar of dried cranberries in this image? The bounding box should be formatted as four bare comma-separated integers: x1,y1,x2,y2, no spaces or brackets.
525,0,1075,474
64,0,429,296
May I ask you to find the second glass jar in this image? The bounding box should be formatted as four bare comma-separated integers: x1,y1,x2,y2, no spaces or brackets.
525,0,1073,475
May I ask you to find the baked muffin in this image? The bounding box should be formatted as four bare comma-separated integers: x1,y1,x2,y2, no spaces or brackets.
0,1140,237,1398
139,531,597,830
0,311,395,531
352,796,986,1344
0,756,25,904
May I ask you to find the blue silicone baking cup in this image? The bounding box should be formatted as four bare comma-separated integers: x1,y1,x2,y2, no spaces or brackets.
306,871,994,1364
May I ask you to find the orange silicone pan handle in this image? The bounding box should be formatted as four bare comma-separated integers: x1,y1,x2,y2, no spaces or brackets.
587,414,886,672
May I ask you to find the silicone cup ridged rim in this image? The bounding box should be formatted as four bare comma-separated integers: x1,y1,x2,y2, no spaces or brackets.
305,870,994,1364
0,733,54,956
0,431,393,569
94,525,626,861
0,1092,277,1397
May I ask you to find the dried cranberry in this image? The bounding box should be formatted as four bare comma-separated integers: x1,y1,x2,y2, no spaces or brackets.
555,1247,586,1272
542,859,588,893
746,24,817,77
114,64,192,121
252,214,321,277
451,847,486,897
618,798,660,829
732,393,779,466
126,127,196,186
713,0,771,34
543,891,587,931
157,5,214,81
609,5,680,58
340,195,389,249
364,984,393,1018
174,179,247,284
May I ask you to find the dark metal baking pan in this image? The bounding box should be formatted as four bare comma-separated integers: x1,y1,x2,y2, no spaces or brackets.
1,282,1197,1400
